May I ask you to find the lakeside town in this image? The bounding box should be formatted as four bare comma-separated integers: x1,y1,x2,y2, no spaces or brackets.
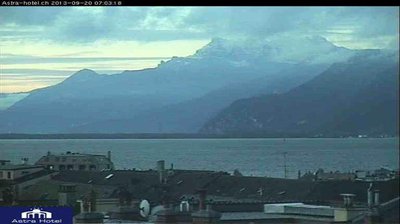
1,151,399,223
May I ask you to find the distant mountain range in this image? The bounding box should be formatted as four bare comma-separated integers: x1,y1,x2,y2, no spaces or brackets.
201,50,399,137
0,36,398,136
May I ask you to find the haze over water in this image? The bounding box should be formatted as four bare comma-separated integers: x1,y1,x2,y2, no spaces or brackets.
0,138,398,178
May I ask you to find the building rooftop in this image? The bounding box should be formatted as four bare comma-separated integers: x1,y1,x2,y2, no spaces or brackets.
47,151,106,157
35,151,114,170
265,202,331,209
0,164,44,170
19,169,399,206
220,211,334,222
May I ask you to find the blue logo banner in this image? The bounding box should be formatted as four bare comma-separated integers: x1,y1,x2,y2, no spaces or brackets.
0,207,73,224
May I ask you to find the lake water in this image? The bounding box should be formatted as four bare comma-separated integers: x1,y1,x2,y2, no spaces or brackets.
0,138,398,178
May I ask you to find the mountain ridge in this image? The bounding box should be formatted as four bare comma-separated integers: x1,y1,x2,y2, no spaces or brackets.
1,36,393,135
200,50,399,137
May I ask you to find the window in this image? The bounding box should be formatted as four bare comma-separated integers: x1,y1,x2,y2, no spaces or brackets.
67,165,74,170
55,157,60,162
79,165,86,170
89,165,96,171
7,172,11,179
62,157,67,162
59,165,66,170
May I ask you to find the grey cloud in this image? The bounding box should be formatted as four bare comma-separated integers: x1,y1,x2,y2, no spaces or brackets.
327,7,399,38
0,7,68,25
1,54,171,64
180,7,399,39
182,7,310,35
0,73,70,79
0,7,398,46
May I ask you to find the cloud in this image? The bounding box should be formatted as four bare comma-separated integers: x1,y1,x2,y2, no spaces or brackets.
0,54,171,64
0,7,398,48
180,7,399,48
0,7,67,25
1,7,398,93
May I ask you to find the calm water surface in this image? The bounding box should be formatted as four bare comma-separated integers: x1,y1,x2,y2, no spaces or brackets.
0,138,398,178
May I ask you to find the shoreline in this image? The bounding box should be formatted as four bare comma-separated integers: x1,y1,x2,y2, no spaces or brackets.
0,133,398,140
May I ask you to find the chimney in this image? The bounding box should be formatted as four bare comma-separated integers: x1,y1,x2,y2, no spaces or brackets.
107,151,111,161
192,189,221,224
374,190,380,206
89,189,97,212
157,160,166,184
198,189,207,211
368,183,374,207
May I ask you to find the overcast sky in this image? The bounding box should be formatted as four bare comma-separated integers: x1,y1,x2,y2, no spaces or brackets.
0,7,399,93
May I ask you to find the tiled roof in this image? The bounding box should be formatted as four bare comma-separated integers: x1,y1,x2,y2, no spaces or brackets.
17,169,400,207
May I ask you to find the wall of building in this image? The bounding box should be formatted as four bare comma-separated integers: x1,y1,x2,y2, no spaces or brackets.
36,155,113,171
77,198,121,214
284,206,333,217
333,207,366,222
13,167,44,179
0,167,44,180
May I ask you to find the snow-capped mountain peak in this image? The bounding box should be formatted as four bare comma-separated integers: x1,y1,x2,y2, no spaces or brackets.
189,35,354,64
